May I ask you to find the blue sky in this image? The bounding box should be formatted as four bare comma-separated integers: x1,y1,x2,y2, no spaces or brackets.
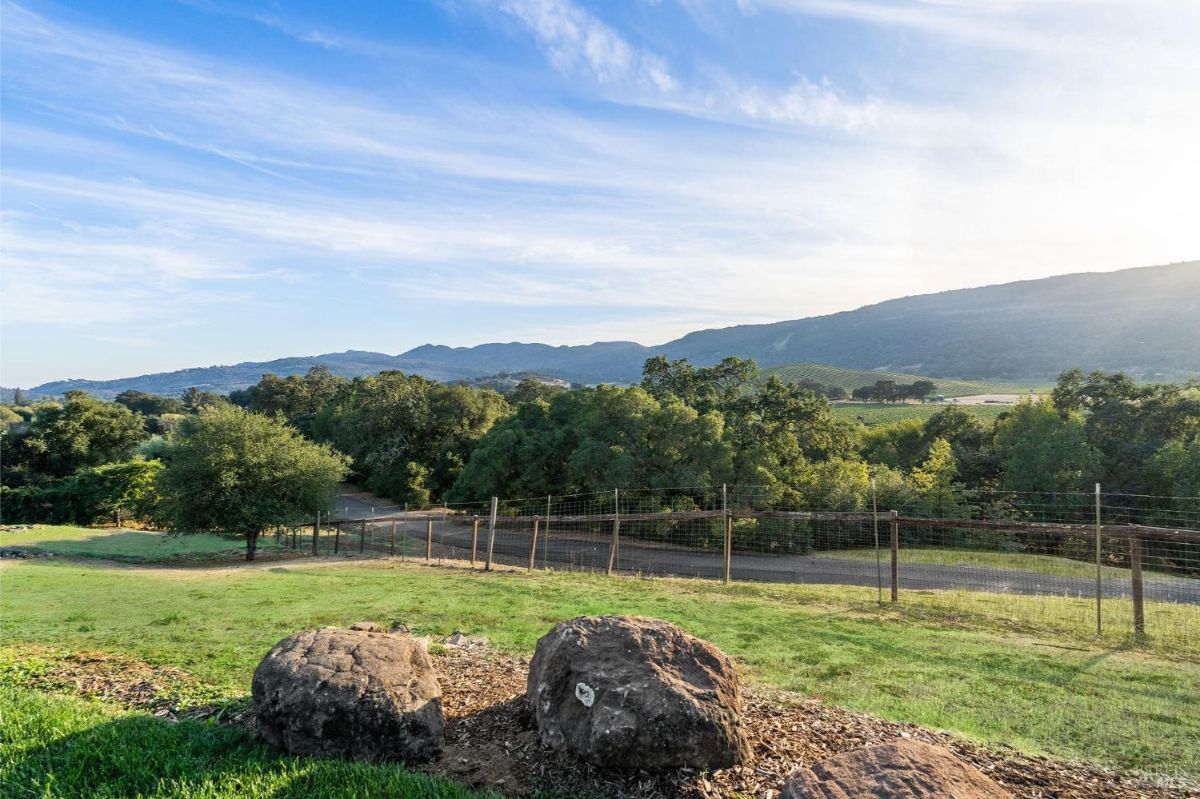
2,0,1197,387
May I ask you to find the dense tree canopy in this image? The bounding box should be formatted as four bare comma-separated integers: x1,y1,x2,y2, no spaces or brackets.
449,385,731,500
1,391,145,485
229,366,346,436
313,371,509,504
993,398,1095,494
641,356,759,416
1052,370,1200,493
851,380,936,403
2,361,1196,533
114,390,186,417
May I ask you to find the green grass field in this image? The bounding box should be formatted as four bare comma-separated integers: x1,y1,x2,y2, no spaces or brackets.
0,525,294,563
767,364,1051,398
816,546,1153,581
1,685,495,799
2,530,1198,793
831,401,1012,426
1,524,417,564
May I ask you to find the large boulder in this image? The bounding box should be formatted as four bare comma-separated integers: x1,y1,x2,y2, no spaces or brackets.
252,626,444,762
527,615,750,772
781,739,1012,799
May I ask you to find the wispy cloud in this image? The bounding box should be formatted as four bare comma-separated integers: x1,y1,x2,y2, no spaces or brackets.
492,0,677,90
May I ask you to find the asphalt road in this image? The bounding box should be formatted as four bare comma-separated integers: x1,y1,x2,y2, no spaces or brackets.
330,488,1199,605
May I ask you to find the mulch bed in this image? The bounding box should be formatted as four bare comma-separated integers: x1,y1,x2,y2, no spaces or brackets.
425,640,1196,799
12,643,1196,798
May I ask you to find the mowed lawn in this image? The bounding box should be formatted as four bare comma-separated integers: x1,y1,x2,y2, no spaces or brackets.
2,532,1198,790
1,525,295,562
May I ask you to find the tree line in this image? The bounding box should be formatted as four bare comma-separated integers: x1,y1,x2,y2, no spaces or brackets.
850,379,937,403
2,359,1197,559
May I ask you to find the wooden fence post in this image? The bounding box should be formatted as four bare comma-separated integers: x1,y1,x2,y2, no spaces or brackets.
471,516,480,566
426,516,433,562
890,510,899,602
312,511,320,556
360,520,366,554
390,520,397,556
1130,533,1145,635
529,516,540,571
485,497,498,571
334,522,341,554
607,488,620,576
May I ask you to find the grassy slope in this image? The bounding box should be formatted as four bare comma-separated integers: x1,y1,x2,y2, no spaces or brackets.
0,685,494,799
2,554,1198,779
767,364,1052,397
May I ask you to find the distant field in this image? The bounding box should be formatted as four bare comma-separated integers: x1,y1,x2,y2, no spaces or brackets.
768,364,1051,397
831,402,1011,426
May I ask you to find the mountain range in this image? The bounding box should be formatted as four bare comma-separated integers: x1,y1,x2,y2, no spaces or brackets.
9,261,1198,399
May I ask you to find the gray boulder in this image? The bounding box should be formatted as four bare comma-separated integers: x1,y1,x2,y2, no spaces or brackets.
781,739,1012,799
527,615,750,772
252,626,443,762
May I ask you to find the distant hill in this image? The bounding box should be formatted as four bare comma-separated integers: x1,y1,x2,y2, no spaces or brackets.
14,261,1198,398
658,261,1199,380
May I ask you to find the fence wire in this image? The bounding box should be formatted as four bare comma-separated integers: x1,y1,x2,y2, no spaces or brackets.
284,485,1198,641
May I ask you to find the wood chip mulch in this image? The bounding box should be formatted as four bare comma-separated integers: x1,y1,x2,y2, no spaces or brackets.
12,643,1196,798
425,639,1197,799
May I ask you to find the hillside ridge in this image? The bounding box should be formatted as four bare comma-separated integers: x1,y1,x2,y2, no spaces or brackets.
11,261,1198,398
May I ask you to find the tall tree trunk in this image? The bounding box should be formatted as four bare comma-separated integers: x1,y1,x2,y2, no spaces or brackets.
246,530,258,561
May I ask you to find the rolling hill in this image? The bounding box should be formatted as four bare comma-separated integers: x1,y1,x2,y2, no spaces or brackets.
13,261,1198,398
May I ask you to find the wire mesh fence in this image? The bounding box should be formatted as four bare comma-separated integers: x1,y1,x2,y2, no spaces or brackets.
280,484,1199,642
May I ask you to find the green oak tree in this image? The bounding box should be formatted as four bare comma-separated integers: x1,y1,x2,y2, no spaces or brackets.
993,398,1095,494
157,406,349,560
1,391,145,484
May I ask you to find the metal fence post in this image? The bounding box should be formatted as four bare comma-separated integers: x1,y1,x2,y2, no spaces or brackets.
607,488,620,575
871,479,881,605
426,516,433,562
390,519,397,556
544,495,552,569
722,483,732,585
1130,531,1145,635
890,510,899,602
485,497,498,571
1095,483,1102,637
529,516,540,571
360,520,366,554
312,511,320,556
